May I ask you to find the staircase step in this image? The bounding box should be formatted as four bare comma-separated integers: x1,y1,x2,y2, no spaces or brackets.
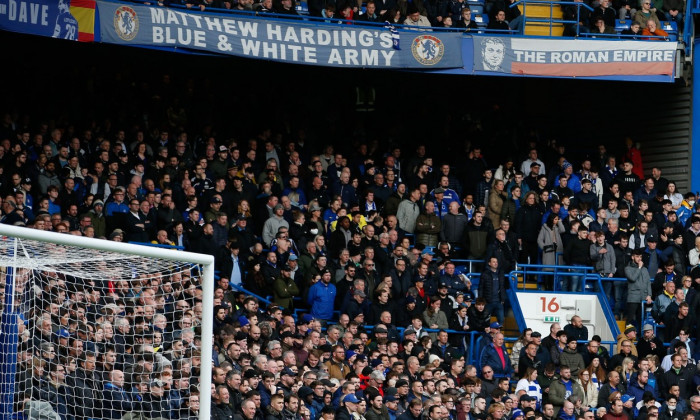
522,3,564,36
517,281,540,290
524,23,564,36
522,4,563,18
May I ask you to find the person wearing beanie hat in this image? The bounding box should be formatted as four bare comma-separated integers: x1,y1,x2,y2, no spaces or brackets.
238,316,250,328
637,323,665,360
86,198,107,238
615,323,639,358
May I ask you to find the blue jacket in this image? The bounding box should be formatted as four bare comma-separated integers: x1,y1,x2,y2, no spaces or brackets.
676,203,694,226
557,174,582,194
439,272,468,295
332,181,356,208
627,379,657,402
307,281,336,320
103,382,137,419
479,343,513,377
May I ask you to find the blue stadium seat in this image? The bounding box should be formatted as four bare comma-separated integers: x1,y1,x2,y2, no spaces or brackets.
615,19,631,33
469,4,484,14
661,21,678,40
296,0,309,14
661,20,678,32
473,13,489,27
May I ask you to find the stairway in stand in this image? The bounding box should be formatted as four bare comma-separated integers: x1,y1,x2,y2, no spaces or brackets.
523,3,565,36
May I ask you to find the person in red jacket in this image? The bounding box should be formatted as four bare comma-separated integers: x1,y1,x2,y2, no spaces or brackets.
624,137,645,179
642,19,669,39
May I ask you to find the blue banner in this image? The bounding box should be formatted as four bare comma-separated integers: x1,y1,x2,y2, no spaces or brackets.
96,1,463,69
0,0,80,40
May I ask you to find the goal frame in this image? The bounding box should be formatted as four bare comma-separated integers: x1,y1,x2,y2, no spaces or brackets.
0,223,215,420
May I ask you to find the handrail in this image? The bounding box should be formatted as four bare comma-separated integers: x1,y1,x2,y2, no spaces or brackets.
127,241,185,250
510,0,593,36
227,282,277,307
511,0,593,11
451,259,486,274
580,32,670,40
135,0,469,32
683,0,693,57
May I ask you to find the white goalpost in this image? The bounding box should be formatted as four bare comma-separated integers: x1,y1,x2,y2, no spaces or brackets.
0,224,214,420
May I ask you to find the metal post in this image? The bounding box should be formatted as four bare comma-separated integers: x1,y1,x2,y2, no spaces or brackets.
199,261,214,420
0,239,18,420
691,46,700,192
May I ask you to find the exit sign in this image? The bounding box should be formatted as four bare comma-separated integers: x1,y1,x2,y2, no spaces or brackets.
544,316,560,322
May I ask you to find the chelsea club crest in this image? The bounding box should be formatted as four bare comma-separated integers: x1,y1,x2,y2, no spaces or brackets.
411,35,445,66
114,5,139,41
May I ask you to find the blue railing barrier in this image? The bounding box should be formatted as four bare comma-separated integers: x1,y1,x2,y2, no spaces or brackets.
129,0,682,42
136,0,515,34
513,263,594,291
212,270,278,307
227,282,277,307
127,241,185,250
510,0,594,37
580,32,670,41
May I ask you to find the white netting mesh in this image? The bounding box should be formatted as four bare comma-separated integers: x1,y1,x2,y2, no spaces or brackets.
0,236,208,420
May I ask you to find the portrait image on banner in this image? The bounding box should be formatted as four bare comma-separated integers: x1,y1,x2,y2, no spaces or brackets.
54,0,79,40
473,36,510,72
0,0,94,41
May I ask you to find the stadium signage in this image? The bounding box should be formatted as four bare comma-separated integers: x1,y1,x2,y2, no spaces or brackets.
98,1,463,68
0,0,80,39
472,36,676,77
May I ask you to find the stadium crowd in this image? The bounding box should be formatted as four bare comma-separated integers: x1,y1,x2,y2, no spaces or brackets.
147,0,683,40
1,90,700,420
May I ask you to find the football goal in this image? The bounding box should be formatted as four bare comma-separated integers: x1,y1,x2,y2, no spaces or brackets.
0,224,214,420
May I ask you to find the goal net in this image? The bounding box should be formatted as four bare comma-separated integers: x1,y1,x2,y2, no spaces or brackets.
0,224,214,420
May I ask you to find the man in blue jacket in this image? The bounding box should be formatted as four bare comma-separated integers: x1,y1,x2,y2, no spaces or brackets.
307,269,336,321
103,370,138,419
479,332,513,377
627,369,657,402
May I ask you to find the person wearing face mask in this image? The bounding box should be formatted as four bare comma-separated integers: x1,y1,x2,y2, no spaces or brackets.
676,193,696,226
659,396,681,420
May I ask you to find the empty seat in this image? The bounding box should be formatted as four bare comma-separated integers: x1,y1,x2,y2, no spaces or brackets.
473,13,489,27
661,20,677,33
615,19,631,32
469,4,484,14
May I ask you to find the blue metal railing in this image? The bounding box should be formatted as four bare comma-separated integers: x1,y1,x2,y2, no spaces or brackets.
128,241,185,250
127,0,681,42
514,263,594,291
135,0,508,33
683,0,694,57
580,32,670,40
510,0,593,36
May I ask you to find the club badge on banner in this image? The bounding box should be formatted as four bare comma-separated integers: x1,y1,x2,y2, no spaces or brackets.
472,35,676,77
99,1,463,69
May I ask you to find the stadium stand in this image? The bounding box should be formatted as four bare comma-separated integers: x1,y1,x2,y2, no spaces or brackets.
135,0,676,36
0,28,697,420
